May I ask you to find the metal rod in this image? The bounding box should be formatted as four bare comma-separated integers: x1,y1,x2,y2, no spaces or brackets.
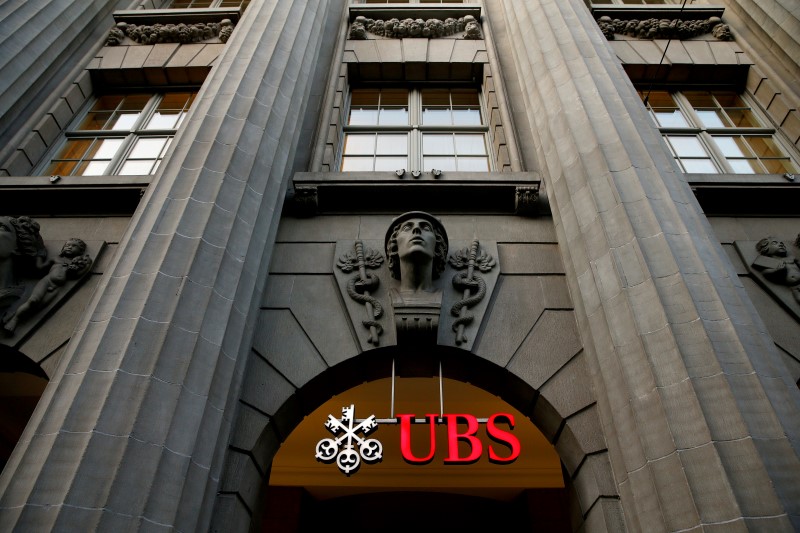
362,418,491,424
439,361,444,417
391,358,395,419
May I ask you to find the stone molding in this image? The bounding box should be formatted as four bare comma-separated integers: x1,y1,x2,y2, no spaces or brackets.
348,14,482,40
106,19,235,46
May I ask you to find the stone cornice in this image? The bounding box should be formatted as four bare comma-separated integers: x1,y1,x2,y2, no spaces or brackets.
596,15,732,41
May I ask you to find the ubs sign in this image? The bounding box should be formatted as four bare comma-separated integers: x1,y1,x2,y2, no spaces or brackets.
315,405,521,476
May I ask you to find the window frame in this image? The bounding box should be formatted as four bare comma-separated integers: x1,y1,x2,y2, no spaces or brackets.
641,90,799,175
40,90,198,178
339,85,493,173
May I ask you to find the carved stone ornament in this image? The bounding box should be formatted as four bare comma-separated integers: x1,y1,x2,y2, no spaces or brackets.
596,15,732,41
337,241,385,345
515,186,540,216
292,185,318,217
735,234,800,322
106,19,234,46
448,241,496,346
0,216,100,345
348,15,482,40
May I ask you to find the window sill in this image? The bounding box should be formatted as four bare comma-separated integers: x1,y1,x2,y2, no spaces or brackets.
687,173,800,216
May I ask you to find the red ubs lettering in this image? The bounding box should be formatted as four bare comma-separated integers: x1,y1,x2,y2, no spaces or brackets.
397,413,521,465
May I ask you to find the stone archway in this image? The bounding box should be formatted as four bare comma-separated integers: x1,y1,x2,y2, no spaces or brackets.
213,347,623,532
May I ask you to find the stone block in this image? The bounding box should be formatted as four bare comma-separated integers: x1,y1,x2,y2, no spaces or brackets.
269,243,335,274
532,356,594,441
2,149,32,175
678,444,740,523
34,113,62,146
781,109,800,145
240,353,296,418
210,494,252,533
63,82,86,114
219,451,265,514
50,98,75,130
581,497,626,533
497,243,564,274
555,407,606,476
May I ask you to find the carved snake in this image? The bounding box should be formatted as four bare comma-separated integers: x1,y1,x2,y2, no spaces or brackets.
347,274,383,334
451,272,486,331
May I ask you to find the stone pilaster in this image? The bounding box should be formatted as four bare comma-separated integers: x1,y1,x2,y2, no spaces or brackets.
489,0,800,530
0,1,340,531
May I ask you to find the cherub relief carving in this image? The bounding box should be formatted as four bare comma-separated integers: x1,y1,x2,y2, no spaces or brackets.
753,235,800,305
3,238,92,335
0,216,48,308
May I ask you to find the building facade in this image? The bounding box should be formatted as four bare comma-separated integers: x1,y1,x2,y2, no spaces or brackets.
0,0,798,531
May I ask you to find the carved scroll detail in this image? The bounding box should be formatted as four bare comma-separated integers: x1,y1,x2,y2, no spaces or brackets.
337,241,385,345
449,240,495,345
348,15,482,40
596,16,732,41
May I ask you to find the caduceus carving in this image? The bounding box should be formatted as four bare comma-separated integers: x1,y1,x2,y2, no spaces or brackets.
449,240,495,345
337,241,385,345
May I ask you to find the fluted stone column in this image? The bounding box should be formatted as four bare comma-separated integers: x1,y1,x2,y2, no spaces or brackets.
0,1,340,530
489,0,800,530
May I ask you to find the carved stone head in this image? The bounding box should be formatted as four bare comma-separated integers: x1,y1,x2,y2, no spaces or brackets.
756,236,788,257
385,211,448,282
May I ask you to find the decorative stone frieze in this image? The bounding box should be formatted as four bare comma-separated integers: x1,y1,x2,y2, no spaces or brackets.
348,15,481,40
596,15,732,41
106,19,234,46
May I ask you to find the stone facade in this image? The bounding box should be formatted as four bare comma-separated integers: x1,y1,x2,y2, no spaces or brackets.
0,0,798,531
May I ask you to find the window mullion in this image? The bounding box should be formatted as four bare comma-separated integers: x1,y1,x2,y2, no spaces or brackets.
106,134,137,175
700,132,735,173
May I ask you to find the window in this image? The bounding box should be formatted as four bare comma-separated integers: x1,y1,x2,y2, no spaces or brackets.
641,91,798,174
44,91,197,177
169,0,250,8
341,87,490,172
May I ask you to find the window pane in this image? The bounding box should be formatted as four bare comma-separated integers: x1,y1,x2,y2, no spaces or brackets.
422,108,451,125
680,159,718,173
58,138,93,160
457,157,489,171
128,137,168,159
376,134,407,155
381,89,408,106
378,107,408,125
341,157,374,171
92,138,125,159
454,134,486,155
744,136,781,158
45,160,78,176
349,109,379,125
80,160,113,176
695,110,727,128
423,134,455,155
713,136,749,158
424,156,457,171
727,159,760,174
421,89,450,106
452,108,482,125
451,89,480,106
375,157,407,171
145,112,182,130
119,160,157,175
351,89,380,107
111,113,141,131
684,91,716,108
343,134,375,155
725,108,759,128
666,136,708,158
763,159,798,173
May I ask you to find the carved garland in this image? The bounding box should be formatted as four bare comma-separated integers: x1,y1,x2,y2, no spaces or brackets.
596,16,732,41
348,15,482,40
106,19,235,46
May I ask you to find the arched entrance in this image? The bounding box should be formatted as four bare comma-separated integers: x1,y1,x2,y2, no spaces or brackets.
219,346,624,532
264,377,571,532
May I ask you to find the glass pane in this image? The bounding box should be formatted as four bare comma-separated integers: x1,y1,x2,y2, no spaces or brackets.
653,110,689,128
744,136,781,158
351,89,380,107
119,160,156,175
763,159,797,173
45,160,77,176
680,159,718,173
451,89,479,106
343,134,375,155
454,134,486,155
341,157,374,171
374,157,407,171
128,137,168,159
91,138,125,159
348,109,379,125
424,156,457,171
695,110,727,128
452,108,482,125
58,138,93,159
421,89,450,106
684,92,716,108
727,159,760,174
378,107,408,125
457,157,489,171
725,108,759,128
79,112,114,130
158,92,193,111
423,134,455,155
713,136,749,158
110,113,140,131
422,108,451,125
80,160,112,176
145,112,181,130
381,89,408,106
713,93,746,107
667,136,708,158
376,134,407,155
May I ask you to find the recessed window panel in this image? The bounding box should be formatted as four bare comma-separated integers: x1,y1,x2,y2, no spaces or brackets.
458,157,489,171
424,156,457,171
423,134,455,155
374,157,407,171
679,159,718,173
376,134,407,155
455,134,486,155
340,157,374,171
343,134,376,155
666,136,709,158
